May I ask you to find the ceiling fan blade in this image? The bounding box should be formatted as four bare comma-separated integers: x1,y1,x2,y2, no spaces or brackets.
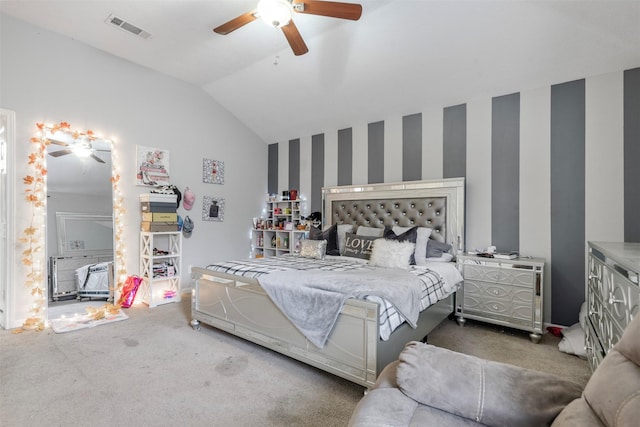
48,149,73,157
213,11,258,35
48,138,69,147
90,153,106,164
293,1,362,21
281,20,309,56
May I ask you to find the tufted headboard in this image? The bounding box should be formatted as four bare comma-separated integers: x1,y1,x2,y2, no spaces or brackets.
322,178,465,250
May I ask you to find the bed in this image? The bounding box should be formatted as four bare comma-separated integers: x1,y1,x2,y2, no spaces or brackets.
75,261,113,299
191,178,465,388
49,254,113,301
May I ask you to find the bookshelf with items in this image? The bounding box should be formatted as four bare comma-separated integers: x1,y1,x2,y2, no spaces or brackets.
251,197,308,258
139,231,182,307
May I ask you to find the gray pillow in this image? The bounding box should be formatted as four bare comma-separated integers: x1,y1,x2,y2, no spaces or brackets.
356,226,384,237
396,341,582,426
309,223,340,256
343,233,377,260
425,239,452,258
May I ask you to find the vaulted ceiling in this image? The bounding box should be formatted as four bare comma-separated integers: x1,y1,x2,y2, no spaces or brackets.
2,0,639,143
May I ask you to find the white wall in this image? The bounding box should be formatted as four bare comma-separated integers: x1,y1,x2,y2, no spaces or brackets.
1,14,268,328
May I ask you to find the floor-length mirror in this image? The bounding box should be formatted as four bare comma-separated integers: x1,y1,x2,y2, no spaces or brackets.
0,109,16,329
45,130,114,320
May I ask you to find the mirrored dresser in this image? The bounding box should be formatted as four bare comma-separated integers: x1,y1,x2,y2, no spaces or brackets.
456,254,545,343
585,242,640,371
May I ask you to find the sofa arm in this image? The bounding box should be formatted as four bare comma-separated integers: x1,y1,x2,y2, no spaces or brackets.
396,341,582,427
348,388,418,427
372,360,400,389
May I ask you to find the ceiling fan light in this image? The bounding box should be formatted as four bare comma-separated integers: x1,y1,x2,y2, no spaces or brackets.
257,0,292,28
73,145,93,158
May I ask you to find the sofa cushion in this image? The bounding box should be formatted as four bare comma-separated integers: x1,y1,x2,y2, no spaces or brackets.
581,314,640,427
410,404,485,427
582,350,640,426
615,310,640,366
396,341,582,426
551,398,605,426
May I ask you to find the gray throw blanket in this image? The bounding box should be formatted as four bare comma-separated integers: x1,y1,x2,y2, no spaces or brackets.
257,268,424,348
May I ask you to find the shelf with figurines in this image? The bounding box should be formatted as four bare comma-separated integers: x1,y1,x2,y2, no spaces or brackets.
251,191,309,258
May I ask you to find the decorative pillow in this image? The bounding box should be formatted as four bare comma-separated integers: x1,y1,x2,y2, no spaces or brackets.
299,239,327,260
356,226,384,237
309,223,339,256
426,239,452,258
394,226,432,265
343,233,378,260
396,341,582,427
383,226,418,265
369,239,415,270
425,253,454,262
337,224,354,255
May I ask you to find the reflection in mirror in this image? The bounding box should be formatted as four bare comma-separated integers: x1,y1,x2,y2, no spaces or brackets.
55,213,113,257
45,130,114,314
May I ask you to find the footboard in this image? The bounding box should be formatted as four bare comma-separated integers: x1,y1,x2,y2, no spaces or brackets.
191,267,454,388
191,267,380,387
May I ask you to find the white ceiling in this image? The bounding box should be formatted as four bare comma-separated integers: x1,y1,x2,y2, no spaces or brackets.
2,0,639,144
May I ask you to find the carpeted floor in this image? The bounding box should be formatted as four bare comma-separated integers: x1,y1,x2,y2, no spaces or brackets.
0,296,590,426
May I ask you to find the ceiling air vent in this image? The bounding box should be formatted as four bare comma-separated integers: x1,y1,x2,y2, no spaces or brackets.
105,14,152,40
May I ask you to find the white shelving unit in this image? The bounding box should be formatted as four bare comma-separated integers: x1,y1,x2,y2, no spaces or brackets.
140,231,182,307
251,199,308,257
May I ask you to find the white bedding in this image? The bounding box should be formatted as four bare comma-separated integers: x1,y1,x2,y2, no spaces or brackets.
205,255,463,341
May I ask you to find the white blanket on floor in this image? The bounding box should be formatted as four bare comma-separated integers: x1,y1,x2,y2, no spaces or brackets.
558,323,587,359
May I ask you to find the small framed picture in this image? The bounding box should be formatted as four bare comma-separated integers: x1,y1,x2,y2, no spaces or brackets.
284,222,293,231
202,196,225,222
136,145,170,186
203,159,225,185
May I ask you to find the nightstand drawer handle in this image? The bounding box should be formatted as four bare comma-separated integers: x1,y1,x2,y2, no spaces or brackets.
492,290,499,295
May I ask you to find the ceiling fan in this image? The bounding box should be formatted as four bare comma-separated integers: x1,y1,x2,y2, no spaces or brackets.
213,0,363,56
47,137,109,164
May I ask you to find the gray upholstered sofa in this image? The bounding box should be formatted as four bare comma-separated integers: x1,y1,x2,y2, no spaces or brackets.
349,314,640,427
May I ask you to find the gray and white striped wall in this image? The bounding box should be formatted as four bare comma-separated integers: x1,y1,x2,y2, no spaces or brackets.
268,67,640,326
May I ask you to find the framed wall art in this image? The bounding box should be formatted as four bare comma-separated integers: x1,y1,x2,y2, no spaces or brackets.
136,145,170,186
203,158,224,185
202,196,225,222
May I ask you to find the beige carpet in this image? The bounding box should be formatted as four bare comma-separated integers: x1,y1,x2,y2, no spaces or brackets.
0,296,590,426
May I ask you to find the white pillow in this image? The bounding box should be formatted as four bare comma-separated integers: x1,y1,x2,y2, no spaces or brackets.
356,226,384,237
425,253,454,262
337,224,354,255
369,239,415,270
394,226,432,265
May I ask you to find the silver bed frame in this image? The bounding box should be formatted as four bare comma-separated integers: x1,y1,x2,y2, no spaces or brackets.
191,178,465,388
